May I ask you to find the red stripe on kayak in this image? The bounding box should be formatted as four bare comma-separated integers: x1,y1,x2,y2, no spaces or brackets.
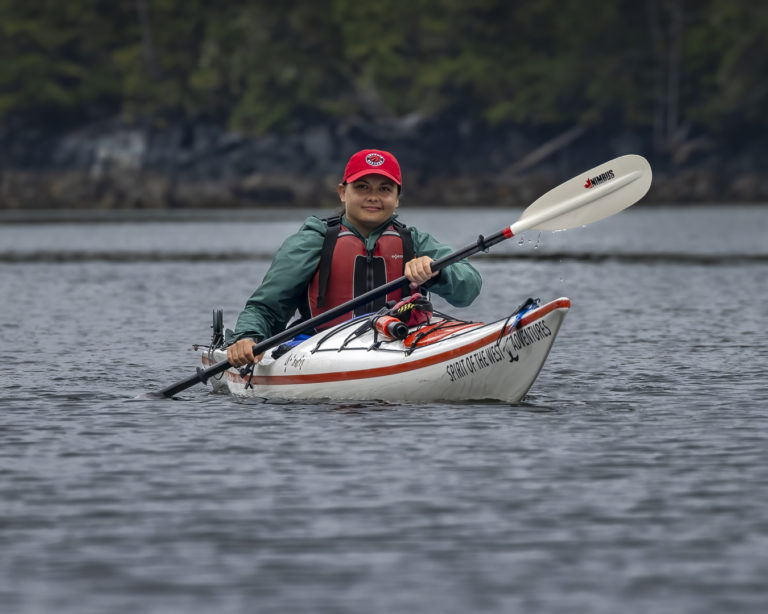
205,298,570,387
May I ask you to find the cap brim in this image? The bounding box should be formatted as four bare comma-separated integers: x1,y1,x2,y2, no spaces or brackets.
345,170,401,186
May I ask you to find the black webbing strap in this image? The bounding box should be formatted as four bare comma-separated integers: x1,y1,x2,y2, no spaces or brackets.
392,219,414,299
316,215,342,308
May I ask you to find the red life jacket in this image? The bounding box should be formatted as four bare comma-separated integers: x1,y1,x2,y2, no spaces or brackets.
305,217,414,331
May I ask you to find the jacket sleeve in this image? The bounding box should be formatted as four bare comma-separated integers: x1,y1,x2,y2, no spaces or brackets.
231,217,326,342
409,226,482,307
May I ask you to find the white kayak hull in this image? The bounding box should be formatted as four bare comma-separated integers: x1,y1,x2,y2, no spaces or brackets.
200,297,570,403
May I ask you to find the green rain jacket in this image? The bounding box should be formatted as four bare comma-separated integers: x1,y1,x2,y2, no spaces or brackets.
231,214,482,343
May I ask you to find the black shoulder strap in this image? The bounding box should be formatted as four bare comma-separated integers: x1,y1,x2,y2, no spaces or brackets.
316,215,342,308
392,219,414,263
392,219,415,298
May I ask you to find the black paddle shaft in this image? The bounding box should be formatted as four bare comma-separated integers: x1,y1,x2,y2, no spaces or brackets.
153,229,509,398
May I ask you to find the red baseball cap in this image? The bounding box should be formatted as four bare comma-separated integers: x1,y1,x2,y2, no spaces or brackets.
342,149,402,186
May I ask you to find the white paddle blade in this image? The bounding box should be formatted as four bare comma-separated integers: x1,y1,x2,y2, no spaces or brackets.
509,154,652,234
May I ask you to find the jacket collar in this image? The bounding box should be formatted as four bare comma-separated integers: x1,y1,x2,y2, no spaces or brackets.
341,214,398,248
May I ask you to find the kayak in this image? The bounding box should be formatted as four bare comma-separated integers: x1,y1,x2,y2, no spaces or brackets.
197,296,570,403
200,297,570,403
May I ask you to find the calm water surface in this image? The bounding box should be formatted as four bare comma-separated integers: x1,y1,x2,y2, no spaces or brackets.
1,205,768,613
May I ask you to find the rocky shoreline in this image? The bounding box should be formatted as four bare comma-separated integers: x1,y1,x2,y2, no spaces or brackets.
1,119,766,211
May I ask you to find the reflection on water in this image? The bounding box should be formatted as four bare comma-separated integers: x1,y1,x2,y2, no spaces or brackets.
1,206,768,614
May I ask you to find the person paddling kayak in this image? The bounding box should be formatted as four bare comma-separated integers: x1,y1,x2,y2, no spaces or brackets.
227,149,482,367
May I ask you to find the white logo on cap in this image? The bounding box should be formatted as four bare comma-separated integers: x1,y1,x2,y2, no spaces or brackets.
365,153,385,167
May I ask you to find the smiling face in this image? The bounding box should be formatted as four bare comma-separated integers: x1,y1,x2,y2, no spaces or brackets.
338,174,400,237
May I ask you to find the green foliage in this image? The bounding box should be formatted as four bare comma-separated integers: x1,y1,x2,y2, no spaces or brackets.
685,0,768,130
0,0,765,137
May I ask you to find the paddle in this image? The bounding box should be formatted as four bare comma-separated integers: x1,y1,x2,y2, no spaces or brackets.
150,154,651,398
